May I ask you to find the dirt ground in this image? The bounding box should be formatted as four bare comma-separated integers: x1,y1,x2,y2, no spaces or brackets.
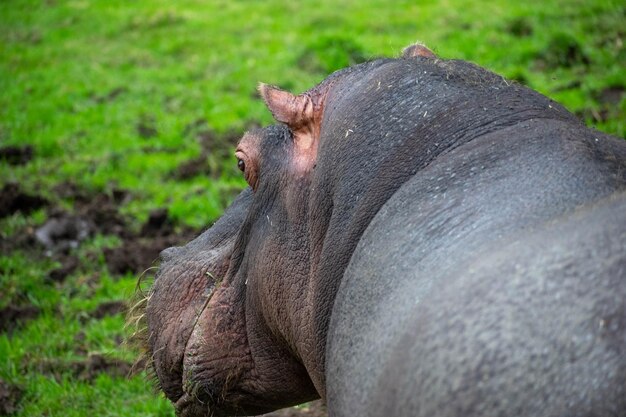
0,378,24,416
1,180,199,279
0,177,201,391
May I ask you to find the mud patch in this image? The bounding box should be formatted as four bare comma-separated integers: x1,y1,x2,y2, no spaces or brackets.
260,401,327,417
74,191,129,237
92,87,127,104
104,208,197,276
88,300,127,320
136,116,158,139
103,241,161,276
35,354,141,383
139,208,173,237
0,183,48,219
576,85,626,126
46,255,80,283
52,181,89,201
0,304,41,334
0,145,33,166
36,215,91,253
576,108,610,124
0,225,37,254
595,86,625,106
172,155,210,180
535,33,590,69
0,378,24,416
35,188,129,253
297,36,368,74
103,234,195,276
506,17,533,37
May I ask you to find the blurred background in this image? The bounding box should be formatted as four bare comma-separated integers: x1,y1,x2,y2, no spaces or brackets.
0,0,624,416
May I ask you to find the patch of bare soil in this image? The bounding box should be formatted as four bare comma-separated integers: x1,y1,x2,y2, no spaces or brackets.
0,378,24,416
35,214,91,253
506,17,532,37
88,300,126,320
46,255,80,283
33,185,129,254
0,145,33,166
0,225,37,255
136,116,158,139
34,354,141,383
3,177,202,324
576,86,625,125
0,183,48,219
0,305,41,334
73,189,129,237
2,179,198,278
91,87,127,104
596,86,625,106
104,208,198,276
172,155,210,180
260,401,328,417
535,33,590,70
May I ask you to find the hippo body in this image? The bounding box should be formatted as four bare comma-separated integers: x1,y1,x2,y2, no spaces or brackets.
146,46,626,416
328,119,626,416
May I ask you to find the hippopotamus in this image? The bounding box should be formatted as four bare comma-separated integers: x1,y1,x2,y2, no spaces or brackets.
145,44,626,416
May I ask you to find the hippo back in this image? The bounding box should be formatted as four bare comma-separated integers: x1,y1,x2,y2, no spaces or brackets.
327,118,626,416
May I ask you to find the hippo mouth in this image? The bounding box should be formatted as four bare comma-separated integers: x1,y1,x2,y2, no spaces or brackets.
146,248,228,407
147,251,261,416
149,258,291,417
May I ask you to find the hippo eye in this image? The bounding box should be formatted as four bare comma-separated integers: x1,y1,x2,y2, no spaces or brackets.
237,158,246,172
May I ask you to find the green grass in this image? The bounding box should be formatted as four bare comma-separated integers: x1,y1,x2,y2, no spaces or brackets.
1,0,624,416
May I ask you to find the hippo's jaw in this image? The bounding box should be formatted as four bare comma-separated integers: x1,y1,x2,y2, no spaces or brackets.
177,284,258,416
146,238,238,404
147,250,303,417
146,263,217,402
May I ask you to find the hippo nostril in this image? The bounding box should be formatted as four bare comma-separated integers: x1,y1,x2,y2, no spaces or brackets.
160,246,184,263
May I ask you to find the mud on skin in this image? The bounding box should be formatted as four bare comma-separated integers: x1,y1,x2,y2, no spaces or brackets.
144,43,626,417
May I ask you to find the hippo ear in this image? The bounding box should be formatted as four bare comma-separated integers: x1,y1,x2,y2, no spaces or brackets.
259,83,328,161
258,83,313,131
402,43,437,59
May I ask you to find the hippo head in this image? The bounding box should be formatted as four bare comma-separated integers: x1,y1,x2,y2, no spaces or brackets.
144,86,331,415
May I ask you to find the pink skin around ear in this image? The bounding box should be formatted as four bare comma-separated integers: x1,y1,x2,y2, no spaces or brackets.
258,83,330,174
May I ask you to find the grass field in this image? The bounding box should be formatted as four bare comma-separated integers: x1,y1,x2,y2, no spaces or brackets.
1,0,624,416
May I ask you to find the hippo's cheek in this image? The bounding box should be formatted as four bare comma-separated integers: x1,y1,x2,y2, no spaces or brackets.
180,291,254,413
146,249,231,403
146,269,215,402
